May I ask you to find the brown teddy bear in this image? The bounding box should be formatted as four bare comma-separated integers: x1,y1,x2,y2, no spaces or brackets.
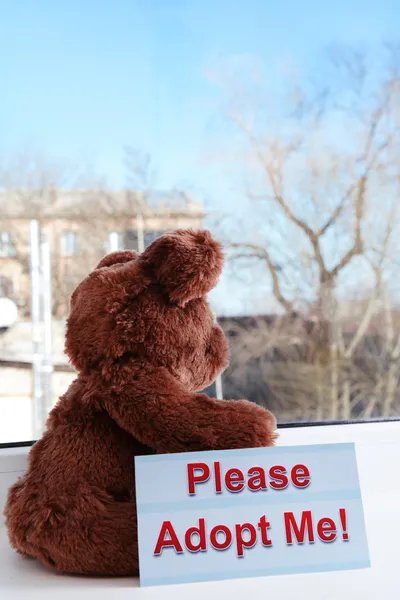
4,229,277,576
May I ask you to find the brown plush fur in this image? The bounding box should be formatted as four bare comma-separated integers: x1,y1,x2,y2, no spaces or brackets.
4,229,277,576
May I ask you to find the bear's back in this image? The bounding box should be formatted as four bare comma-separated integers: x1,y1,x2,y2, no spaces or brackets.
24,376,153,501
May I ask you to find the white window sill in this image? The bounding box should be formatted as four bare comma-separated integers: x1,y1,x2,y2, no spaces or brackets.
1,421,399,599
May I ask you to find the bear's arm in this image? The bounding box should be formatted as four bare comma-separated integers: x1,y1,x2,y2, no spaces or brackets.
104,367,277,453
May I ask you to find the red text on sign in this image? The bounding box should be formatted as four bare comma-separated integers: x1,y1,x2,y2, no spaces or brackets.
284,509,350,544
153,509,349,558
154,516,272,558
187,462,311,496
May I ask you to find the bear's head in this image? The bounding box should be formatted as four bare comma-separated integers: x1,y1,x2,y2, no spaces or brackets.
65,229,229,391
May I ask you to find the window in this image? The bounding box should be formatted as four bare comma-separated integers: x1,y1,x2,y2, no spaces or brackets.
115,229,164,252
0,275,14,298
122,229,139,251
144,230,164,248
0,232,16,258
60,231,79,257
1,2,400,445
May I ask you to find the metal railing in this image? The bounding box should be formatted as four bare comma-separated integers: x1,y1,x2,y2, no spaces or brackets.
29,220,53,438
28,222,224,437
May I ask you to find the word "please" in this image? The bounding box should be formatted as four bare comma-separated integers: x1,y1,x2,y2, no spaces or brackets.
187,461,311,495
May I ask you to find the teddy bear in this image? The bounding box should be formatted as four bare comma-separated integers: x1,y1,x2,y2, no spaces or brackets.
4,228,277,576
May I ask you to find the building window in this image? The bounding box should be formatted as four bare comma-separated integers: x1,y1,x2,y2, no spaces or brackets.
144,230,164,248
109,229,165,252
61,231,79,257
0,232,17,258
123,229,139,251
0,275,14,297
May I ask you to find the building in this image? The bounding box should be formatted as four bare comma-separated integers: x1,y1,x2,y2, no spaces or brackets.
0,187,205,318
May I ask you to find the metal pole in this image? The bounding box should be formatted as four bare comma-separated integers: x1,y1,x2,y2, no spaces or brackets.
213,310,224,399
215,373,223,400
40,231,53,421
137,214,145,252
29,220,43,438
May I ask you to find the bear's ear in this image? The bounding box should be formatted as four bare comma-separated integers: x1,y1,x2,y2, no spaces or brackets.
140,229,224,306
95,250,138,270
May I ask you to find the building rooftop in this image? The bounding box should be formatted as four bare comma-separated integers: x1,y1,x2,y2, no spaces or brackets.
0,188,205,220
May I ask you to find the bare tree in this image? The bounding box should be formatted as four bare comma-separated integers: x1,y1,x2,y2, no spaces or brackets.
210,44,400,420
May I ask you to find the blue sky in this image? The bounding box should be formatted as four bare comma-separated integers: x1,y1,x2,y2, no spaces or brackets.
1,0,399,189
1,0,399,314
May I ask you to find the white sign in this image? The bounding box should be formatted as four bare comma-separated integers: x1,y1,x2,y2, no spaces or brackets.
135,443,370,587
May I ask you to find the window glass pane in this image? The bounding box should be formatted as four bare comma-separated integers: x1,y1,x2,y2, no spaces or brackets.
0,231,17,257
123,229,139,251
144,230,164,248
1,1,400,443
60,231,79,257
0,275,14,298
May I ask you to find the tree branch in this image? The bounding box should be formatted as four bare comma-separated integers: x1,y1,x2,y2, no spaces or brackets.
231,114,331,277
231,242,294,312
330,175,365,277
317,181,357,237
